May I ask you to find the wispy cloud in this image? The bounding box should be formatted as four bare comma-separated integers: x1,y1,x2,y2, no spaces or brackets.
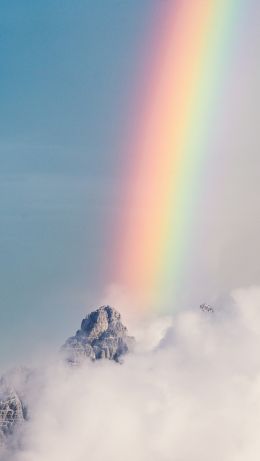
2,286,260,461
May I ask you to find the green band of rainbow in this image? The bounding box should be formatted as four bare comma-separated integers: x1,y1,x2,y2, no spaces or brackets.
114,0,244,310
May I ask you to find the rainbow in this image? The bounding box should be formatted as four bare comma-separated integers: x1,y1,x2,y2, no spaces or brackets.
114,0,243,309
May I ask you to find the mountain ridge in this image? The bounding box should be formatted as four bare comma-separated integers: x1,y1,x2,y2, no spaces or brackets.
0,305,134,444
62,305,135,363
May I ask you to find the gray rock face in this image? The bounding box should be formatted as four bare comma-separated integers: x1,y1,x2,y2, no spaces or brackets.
0,306,135,449
62,305,135,364
0,378,26,440
200,303,214,313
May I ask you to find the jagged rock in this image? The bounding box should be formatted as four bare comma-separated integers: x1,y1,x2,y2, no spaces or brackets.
0,378,26,441
0,306,135,449
62,305,135,364
200,303,214,313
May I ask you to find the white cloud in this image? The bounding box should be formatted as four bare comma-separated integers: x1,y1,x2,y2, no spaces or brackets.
2,286,260,461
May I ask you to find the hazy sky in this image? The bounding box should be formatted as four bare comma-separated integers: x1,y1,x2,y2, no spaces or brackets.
0,1,154,367
0,1,259,368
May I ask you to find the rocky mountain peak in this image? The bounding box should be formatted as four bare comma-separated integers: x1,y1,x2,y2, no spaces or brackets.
80,305,123,341
0,306,135,444
200,303,214,313
62,305,135,364
0,377,26,439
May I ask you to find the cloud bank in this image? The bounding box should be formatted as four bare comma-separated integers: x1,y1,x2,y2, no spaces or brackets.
2,286,260,461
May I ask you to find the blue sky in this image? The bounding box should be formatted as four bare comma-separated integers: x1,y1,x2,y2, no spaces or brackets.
0,1,259,368
0,1,154,367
